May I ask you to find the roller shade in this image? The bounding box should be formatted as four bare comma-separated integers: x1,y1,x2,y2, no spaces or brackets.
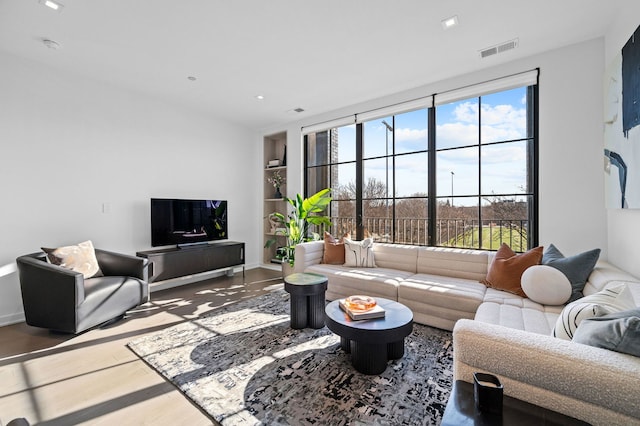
434,69,539,106
301,115,356,135
356,96,433,123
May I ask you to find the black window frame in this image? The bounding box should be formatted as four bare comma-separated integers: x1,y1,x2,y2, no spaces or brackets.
304,83,539,251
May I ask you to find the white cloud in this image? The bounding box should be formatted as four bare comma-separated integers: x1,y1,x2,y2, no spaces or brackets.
395,127,427,142
481,143,526,165
439,100,527,146
436,122,478,148
394,127,428,153
452,102,478,123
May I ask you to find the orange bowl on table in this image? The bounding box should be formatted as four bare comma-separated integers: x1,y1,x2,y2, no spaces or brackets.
344,295,377,312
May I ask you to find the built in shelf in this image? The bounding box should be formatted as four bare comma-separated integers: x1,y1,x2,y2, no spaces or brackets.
263,131,287,265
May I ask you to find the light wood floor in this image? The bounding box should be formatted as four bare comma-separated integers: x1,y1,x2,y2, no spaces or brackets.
0,268,284,426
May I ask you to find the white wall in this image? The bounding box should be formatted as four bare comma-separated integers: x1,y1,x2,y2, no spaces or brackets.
605,6,640,277
0,52,259,325
263,37,608,263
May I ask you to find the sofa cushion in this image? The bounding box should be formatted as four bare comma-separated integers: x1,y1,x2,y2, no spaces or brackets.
482,243,543,297
572,308,640,357
474,300,563,335
42,240,104,279
344,238,376,267
521,265,572,305
400,273,487,314
552,282,636,340
416,247,488,281
322,231,346,265
372,243,419,273
542,244,601,303
306,264,411,301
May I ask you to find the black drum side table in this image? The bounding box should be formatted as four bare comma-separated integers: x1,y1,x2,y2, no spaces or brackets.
283,272,328,329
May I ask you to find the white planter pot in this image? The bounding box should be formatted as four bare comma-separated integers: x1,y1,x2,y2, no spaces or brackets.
281,262,295,278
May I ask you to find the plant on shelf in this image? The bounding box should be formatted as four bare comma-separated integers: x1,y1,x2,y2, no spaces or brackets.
267,169,286,199
265,188,332,268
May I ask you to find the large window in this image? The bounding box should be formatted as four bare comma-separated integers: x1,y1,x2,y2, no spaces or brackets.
435,86,535,251
306,125,357,237
304,75,538,251
361,111,429,244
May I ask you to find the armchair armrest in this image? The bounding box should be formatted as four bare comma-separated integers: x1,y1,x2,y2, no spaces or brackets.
16,253,85,329
95,249,149,281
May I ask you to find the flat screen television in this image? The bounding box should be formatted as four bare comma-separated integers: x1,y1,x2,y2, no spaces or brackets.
151,198,228,247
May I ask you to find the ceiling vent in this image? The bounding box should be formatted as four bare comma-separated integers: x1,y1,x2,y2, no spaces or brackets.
480,38,518,58
286,107,305,114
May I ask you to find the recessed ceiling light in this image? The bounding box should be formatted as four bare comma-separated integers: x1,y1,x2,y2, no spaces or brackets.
42,39,61,50
187,76,197,81
39,0,64,12
441,15,458,30
255,95,265,100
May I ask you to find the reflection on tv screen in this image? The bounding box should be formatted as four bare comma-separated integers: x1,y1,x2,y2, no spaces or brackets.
151,199,228,247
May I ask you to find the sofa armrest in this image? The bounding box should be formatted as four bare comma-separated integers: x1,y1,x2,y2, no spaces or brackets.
453,319,640,422
294,241,324,273
95,249,149,281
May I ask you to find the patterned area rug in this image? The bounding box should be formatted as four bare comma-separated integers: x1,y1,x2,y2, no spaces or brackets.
128,289,453,425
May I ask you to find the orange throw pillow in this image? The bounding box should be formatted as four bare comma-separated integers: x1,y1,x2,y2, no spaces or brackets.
482,243,543,297
322,231,347,264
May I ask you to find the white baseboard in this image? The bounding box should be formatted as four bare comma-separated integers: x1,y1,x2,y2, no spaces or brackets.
260,263,282,272
0,311,25,327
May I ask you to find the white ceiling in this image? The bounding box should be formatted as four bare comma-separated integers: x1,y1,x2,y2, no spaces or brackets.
0,0,623,131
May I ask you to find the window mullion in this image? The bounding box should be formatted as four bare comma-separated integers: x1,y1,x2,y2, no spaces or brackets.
478,96,483,250
391,116,396,243
303,135,309,198
529,85,539,248
355,123,364,240
428,107,437,246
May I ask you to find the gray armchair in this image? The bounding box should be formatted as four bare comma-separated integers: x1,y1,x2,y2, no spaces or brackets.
16,249,149,334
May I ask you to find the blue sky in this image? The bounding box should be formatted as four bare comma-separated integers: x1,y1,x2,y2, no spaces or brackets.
334,87,529,204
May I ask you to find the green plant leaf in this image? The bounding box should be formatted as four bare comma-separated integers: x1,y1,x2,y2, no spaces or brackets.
302,188,332,214
265,188,333,265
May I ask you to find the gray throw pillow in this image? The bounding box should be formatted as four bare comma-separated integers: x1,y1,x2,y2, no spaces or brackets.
572,308,640,357
542,244,600,302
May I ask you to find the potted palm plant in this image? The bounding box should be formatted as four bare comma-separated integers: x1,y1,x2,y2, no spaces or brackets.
266,188,332,276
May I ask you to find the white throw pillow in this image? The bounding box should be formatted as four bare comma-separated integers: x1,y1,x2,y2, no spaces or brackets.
343,238,376,268
521,265,572,305
552,282,635,340
41,240,103,279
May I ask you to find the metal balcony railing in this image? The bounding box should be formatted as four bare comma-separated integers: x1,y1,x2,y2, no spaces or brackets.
328,216,529,251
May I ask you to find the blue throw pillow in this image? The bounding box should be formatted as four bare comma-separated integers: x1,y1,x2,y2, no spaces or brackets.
542,244,600,303
573,308,640,357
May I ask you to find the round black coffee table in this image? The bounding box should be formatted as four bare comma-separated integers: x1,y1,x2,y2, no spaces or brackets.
284,272,328,329
325,298,413,375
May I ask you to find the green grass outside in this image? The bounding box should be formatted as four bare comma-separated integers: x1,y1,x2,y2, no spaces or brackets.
447,226,527,251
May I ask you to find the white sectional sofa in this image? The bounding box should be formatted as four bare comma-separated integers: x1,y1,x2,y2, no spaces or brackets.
293,240,640,425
